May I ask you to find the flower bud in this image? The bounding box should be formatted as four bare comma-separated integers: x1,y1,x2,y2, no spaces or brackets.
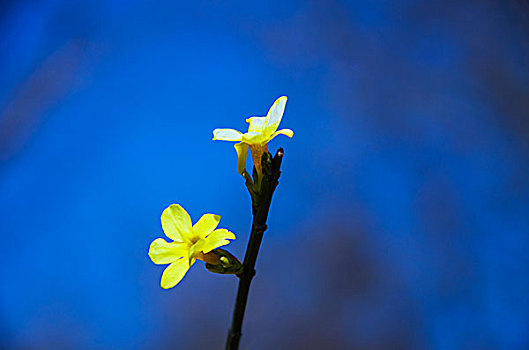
205,248,243,275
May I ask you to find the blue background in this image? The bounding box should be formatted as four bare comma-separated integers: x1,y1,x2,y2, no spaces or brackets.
1,1,528,349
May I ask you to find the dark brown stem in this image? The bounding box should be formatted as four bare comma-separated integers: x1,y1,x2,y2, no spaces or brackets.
225,148,284,350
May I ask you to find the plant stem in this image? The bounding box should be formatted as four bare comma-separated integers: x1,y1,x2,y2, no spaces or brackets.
225,148,284,350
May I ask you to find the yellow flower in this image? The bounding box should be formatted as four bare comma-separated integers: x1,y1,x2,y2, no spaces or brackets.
148,204,236,289
212,96,294,175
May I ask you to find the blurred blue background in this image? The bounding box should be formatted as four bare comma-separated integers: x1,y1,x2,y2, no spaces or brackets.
1,0,529,349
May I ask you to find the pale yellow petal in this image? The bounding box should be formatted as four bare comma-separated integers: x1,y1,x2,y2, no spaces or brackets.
245,116,266,133
213,129,243,141
161,204,194,244
242,131,266,145
148,238,188,265
160,258,192,289
193,213,220,239
200,228,236,254
188,240,204,263
234,142,249,174
264,96,287,137
269,128,294,141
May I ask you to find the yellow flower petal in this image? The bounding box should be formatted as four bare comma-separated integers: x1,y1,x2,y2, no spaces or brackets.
201,228,236,254
161,204,195,244
269,128,294,141
187,240,204,264
193,213,221,239
264,96,287,137
213,128,243,141
160,258,192,289
245,116,267,133
148,238,188,265
242,131,266,144
234,142,249,174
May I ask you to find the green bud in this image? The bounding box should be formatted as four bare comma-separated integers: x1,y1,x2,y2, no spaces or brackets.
205,248,243,275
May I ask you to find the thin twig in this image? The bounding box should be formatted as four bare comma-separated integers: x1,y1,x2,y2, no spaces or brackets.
225,148,284,350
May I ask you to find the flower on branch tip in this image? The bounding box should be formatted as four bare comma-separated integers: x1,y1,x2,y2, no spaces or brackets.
212,96,293,175
148,204,236,289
